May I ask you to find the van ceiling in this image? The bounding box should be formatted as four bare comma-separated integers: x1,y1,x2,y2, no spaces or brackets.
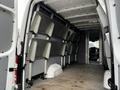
43,0,100,31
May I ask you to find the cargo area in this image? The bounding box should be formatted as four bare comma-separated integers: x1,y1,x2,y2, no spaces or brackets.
20,0,111,90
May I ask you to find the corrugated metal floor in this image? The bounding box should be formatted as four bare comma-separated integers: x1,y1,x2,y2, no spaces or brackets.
27,64,107,90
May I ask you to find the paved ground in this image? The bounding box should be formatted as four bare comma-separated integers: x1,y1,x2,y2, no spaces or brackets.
27,64,107,90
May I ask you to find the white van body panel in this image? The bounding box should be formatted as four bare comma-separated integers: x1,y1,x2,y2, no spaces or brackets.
106,0,120,89
0,0,17,90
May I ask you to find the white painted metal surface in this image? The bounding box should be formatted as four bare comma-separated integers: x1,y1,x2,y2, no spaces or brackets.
44,0,100,30
96,5,108,28
98,0,106,13
106,0,120,89
0,4,14,14
0,0,17,90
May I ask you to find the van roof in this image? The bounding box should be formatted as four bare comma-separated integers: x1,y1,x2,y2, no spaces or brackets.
43,0,100,31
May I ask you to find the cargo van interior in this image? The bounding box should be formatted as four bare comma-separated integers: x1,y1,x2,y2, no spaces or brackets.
18,0,113,90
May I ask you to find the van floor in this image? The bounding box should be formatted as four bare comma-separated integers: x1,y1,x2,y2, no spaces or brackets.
27,64,107,90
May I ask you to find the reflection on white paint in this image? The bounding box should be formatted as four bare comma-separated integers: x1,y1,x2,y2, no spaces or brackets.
18,0,30,30
98,0,106,13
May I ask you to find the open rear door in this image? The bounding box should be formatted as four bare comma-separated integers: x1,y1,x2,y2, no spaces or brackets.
105,0,120,90
0,0,17,90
